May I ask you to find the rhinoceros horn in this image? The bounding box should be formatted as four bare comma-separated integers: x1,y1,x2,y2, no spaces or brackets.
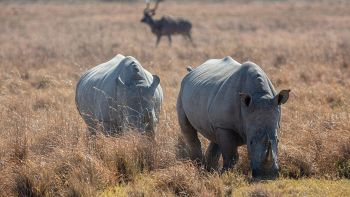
265,140,273,163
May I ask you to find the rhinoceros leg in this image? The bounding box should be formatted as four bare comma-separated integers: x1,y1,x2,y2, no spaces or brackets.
179,120,202,164
205,142,221,171
101,121,124,136
81,115,98,135
177,107,203,164
216,128,240,171
102,121,116,135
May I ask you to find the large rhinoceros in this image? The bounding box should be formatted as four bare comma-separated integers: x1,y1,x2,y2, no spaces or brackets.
177,56,290,179
75,54,163,135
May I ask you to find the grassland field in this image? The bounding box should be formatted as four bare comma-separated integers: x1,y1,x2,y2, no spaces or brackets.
0,1,350,196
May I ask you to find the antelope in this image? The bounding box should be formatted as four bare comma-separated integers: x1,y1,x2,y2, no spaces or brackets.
141,0,193,46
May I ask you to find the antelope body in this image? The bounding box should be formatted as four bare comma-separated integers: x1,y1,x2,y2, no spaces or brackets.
141,0,193,46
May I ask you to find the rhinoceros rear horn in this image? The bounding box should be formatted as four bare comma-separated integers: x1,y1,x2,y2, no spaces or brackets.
276,89,290,105
148,75,160,94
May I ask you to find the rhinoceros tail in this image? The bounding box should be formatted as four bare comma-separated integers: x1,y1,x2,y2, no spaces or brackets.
186,66,193,72
74,80,82,116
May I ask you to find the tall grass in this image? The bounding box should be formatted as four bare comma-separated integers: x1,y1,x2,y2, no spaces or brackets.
0,1,350,196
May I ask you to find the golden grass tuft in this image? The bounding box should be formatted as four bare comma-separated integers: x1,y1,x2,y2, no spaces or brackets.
235,179,350,197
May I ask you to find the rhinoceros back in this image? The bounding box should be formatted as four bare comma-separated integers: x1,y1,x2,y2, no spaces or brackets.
75,54,127,122
179,57,242,141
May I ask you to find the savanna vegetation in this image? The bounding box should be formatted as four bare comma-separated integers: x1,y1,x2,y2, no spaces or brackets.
0,1,350,196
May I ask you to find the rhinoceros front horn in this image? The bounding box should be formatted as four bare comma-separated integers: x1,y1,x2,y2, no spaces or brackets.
148,75,160,95
265,140,273,163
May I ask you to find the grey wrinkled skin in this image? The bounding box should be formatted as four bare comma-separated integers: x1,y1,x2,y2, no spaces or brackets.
177,56,290,180
75,54,163,136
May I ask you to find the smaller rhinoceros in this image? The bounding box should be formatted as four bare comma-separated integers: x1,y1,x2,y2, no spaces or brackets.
177,56,290,180
75,54,163,135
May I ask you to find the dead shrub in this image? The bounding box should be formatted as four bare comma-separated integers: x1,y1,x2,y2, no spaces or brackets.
249,188,270,197
152,163,201,196
326,96,343,109
33,77,53,89
336,139,350,178
15,168,51,197
279,148,314,179
12,135,28,164
273,54,287,68
115,133,159,172
249,187,282,197
15,175,43,197
32,98,56,111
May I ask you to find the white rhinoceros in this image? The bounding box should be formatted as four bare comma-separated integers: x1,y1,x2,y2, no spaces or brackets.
76,54,163,135
177,56,290,179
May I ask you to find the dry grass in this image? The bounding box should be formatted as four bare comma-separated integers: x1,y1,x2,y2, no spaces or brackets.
1,1,350,196
235,179,350,197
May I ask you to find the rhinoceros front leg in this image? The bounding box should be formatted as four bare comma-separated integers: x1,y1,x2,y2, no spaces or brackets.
216,128,239,171
205,142,221,171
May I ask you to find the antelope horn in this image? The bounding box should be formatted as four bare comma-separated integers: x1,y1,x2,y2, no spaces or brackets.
144,0,151,13
150,0,164,15
153,0,163,11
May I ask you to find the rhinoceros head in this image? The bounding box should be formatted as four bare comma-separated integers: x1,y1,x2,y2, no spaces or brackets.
117,75,160,134
116,57,160,134
239,89,290,180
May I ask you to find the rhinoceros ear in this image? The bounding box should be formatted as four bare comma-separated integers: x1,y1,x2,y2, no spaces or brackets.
239,92,252,107
146,75,160,97
150,75,160,90
276,89,290,105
